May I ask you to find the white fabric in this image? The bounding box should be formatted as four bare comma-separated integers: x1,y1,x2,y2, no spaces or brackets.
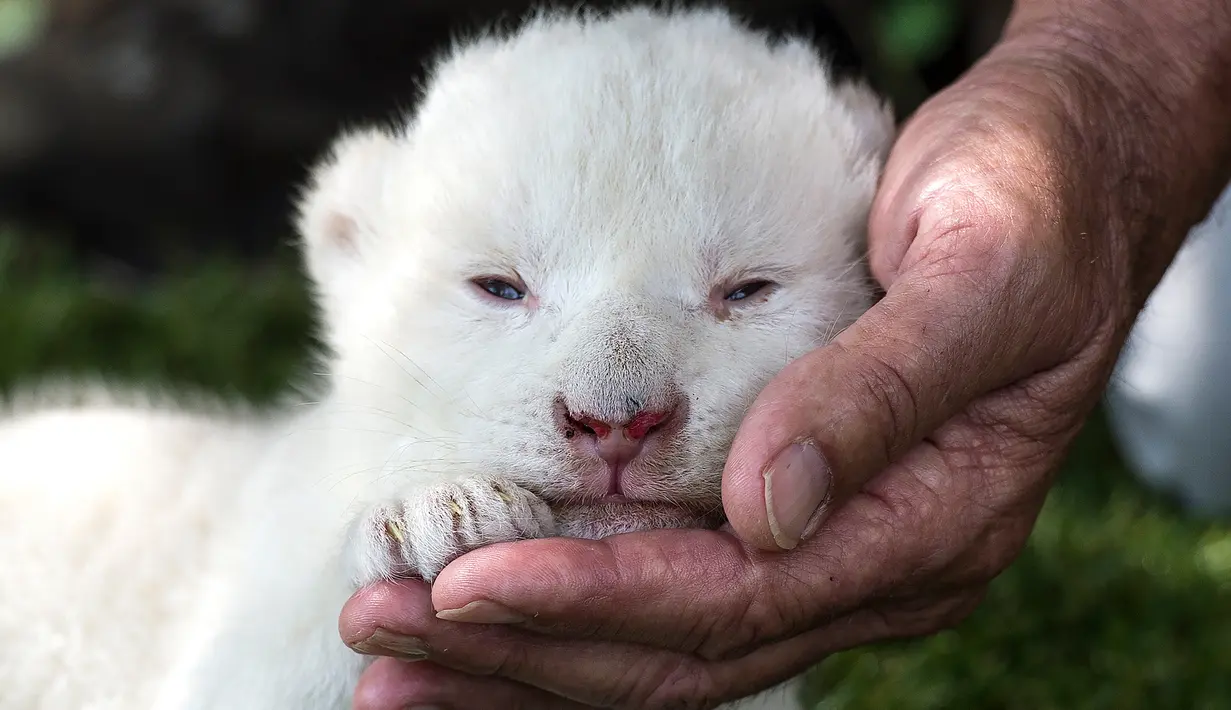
1106,181,1231,516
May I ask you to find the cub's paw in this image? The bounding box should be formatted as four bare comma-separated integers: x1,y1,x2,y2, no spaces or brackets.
349,476,555,584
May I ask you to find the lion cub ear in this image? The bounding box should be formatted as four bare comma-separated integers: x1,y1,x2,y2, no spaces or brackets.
294,127,399,318
833,79,896,165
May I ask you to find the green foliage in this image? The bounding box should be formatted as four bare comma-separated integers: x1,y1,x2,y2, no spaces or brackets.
0,0,45,58
2,232,1227,709
874,0,962,70
0,229,317,401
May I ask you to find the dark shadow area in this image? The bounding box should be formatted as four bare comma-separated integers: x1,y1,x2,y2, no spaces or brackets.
0,0,1009,275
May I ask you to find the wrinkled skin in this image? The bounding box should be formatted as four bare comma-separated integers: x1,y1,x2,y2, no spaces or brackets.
338,4,1231,709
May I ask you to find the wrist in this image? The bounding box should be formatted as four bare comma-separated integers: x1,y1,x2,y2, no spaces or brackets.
989,4,1231,309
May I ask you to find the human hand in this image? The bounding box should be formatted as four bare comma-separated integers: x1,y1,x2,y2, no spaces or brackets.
339,8,1231,709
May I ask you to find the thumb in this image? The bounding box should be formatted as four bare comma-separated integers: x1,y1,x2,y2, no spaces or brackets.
721,249,1038,552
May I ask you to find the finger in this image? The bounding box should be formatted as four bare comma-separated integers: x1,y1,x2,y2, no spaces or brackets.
426,528,775,658
427,531,778,658
348,571,982,708
347,575,788,707
353,657,592,710
413,441,977,659
345,580,699,707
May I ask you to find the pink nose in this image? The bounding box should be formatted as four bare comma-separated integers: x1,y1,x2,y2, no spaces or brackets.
565,409,673,442
560,403,680,494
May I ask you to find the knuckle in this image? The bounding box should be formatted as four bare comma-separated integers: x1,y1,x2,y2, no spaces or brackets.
863,471,946,545
841,344,922,461
511,693,566,710
920,590,986,634
634,657,724,710
731,571,813,656
910,190,1036,286
879,588,986,640
694,575,770,660
683,607,735,659
962,513,1039,583
946,588,988,624
352,660,417,710
696,593,778,662
350,680,388,710
471,638,530,681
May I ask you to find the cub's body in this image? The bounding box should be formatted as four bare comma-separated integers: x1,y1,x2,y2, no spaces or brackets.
0,6,891,709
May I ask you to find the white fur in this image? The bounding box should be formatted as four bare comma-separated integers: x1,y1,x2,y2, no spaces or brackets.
0,6,892,709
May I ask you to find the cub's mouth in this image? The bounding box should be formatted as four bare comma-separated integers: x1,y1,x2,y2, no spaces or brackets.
548,498,726,540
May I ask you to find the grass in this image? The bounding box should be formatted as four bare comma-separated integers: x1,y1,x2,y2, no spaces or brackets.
2,230,1229,709
806,418,1231,710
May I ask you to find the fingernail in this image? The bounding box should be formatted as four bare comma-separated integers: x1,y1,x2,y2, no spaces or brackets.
435,599,526,624
350,628,430,660
764,441,831,550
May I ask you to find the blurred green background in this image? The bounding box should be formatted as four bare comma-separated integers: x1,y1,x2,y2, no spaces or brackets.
1,1,1229,709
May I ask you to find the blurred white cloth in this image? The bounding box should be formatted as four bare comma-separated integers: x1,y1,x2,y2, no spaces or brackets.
1105,181,1231,517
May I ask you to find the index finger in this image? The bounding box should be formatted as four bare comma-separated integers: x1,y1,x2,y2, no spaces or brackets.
427,445,955,662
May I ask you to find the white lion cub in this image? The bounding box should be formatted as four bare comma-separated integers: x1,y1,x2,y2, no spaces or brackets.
0,6,892,710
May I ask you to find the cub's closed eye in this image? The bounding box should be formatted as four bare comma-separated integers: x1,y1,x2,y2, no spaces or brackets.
724,280,775,302
471,277,526,301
